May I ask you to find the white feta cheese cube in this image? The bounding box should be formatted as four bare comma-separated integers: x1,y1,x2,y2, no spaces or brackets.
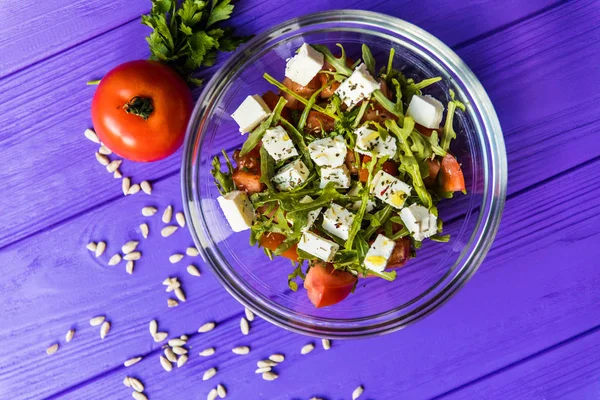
308,135,347,167
348,183,376,212
364,234,396,272
298,196,321,231
217,190,255,232
335,63,380,108
406,94,445,129
321,203,355,241
231,94,271,134
370,170,412,209
319,165,351,189
262,126,298,162
354,125,397,158
400,203,438,241
285,43,324,86
272,159,310,191
297,231,339,262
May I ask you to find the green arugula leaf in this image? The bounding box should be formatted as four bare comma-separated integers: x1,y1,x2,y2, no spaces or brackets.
361,44,376,76
210,151,235,194
440,89,466,151
259,146,275,192
311,44,353,76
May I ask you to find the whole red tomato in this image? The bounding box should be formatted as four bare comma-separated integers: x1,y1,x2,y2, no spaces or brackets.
91,60,193,162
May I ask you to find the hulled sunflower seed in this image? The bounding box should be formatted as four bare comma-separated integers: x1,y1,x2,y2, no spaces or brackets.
160,355,172,372
140,223,149,239
98,144,112,155
171,346,187,355
124,356,142,367
202,367,217,381
100,321,111,339
187,265,201,277
207,388,218,400
198,322,216,333
128,184,140,195
46,344,59,355
149,320,158,335
86,242,97,252
217,384,227,398
90,316,105,326
174,288,186,302
175,212,185,227
123,251,141,261
123,376,132,387
255,367,271,374
177,354,188,367
169,253,184,263
161,225,178,237
231,346,250,355
65,329,75,343
154,332,168,342
199,347,215,357
167,298,178,307
181,335,188,340
240,317,249,335
310,398,324,400
113,170,122,179
106,160,122,173
245,308,255,322
301,343,315,355
164,347,177,362
121,241,139,254
262,371,278,381
322,338,331,350
162,205,173,223
186,247,199,256
85,128,100,143
269,354,284,363
142,206,157,217
122,177,131,195
352,385,364,400
108,254,122,266
95,241,106,257
132,392,148,400
95,152,109,166
140,180,152,195
129,377,144,392
257,360,277,368
168,338,186,347
126,260,134,275
166,282,180,292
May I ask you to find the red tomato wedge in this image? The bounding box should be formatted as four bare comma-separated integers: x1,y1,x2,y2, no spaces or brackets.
304,263,357,308
387,238,411,269
232,169,264,195
305,110,335,134
439,153,466,193
262,91,291,121
281,76,320,109
424,158,441,187
359,155,398,182
259,233,299,262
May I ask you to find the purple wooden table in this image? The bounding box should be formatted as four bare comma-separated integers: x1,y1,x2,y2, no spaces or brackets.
2,1,599,399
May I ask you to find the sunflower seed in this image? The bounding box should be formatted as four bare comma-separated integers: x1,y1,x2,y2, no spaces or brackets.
126,260,134,275
171,346,187,355
86,242,97,252
177,354,188,368
132,392,147,400
186,247,199,256
199,347,215,357
85,128,100,143
46,344,59,355
217,384,226,398
95,241,106,257
113,170,122,179
175,212,185,227
322,338,331,350
240,317,249,335
149,320,158,335
140,180,152,195
160,355,172,372
262,371,278,381
187,264,201,277
122,177,131,195
100,321,111,339
168,338,186,347
255,367,271,374
164,347,177,362
142,206,157,217
123,251,141,261
139,223,149,239
169,253,184,263
65,329,75,342
174,288,186,302
106,159,122,173
95,152,109,166
98,144,112,155
167,298,179,307
154,332,168,342
128,184,140,195
257,360,277,368
90,316,105,326
123,376,132,387
231,346,250,355
207,388,218,400
181,335,188,340
352,385,364,400
198,322,216,333
162,205,173,223
301,343,315,355
202,367,217,381
161,225,178,237
269,354,284,363
129,377,144,392
244,308,255,322
108,254,122,265
121,241,139,254
162,277,174,286
124,356,142,367
310,398,324,400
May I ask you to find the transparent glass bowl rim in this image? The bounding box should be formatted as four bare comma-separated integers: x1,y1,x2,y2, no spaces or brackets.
182,10,508,339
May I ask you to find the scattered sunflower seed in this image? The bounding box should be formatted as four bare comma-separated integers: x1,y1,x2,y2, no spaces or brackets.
126,260,134,275
140,180,152,195
240,317,249,335
198,322,216,333
164,347,177,362
269,354,284,363
181,335,188,340
149,320,158,335
186,247,199,256
46,344,59,355
175,212,185,227
169,253,184,263
90,316,105,326
352,385,364,400
140,223,149,239
167,298,178,307
168,338,186,347
207,388,218,400
257,360,277,368
177,354,188,368
160,355,173,372
174,288,186,302
100,321,111,339
128,184,140,195
106,159,122,173
121,241,139,254
108,254,122,266
171,346,187,355
95,152,109,166
255,367,271,374
85,128,100,143
142,206,157,217
310,398,324,400
124,357,142,367
113,170,122,179
245,308,255,322
161,225,179,237
95,241,106,257
129,377,144,392
132,392,148,400
202,367,217,381
199,347,215,357
187,264,201,277
123,376,132,387
154,332,168,342
322,338,331,350
65,329,75,343
162,205,173,223
98,144,112,155
232,346,250,355
301,343,315,355
122,178,131,195
123,251,141,261
262,371,278,381
217,384,227,398
86,242,97,252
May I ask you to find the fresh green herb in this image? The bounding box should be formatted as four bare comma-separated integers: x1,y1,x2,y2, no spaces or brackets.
361,44,376,76
287,263,306,291
373,89,402,117
440,89,466,151
386,48,395,77
405,76,442,100
311,44,353,76
210,150,235,194
259,147,275,192
345,156,378,250
430,234,451,242
239,97,287,156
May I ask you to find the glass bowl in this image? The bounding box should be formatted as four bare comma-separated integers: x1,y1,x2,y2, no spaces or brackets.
182,10,507,338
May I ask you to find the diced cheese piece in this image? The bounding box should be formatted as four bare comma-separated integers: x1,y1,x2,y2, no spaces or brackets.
297,231,339,262
308,135,347,167
285,43,324,86
370,170,412,209
217,190,255,232
354,125,397,158
231,94,271,134
262,126,298,162
320,165,351,189
348,183,376,212
364,234,396,272
321,203,355,241
400,203,438,241
406,94,445,129
272,159,310,191
298,196,321,231
335,63,380,108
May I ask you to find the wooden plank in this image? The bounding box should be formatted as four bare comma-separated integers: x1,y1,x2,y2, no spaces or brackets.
1,155,599,399
0,0,597,250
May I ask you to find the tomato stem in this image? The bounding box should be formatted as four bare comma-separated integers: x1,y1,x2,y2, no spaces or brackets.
123,96,154,120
